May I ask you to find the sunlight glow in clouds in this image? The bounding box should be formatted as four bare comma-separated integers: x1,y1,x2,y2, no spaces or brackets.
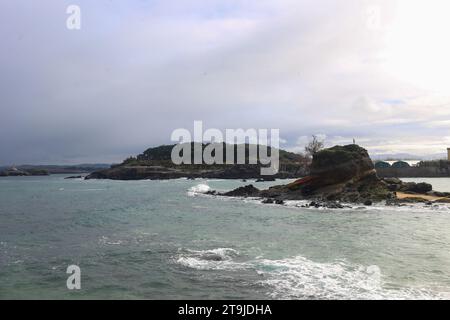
383,0,450,94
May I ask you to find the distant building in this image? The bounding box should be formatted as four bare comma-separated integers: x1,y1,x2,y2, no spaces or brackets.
392,161,410,169
448,148,450,161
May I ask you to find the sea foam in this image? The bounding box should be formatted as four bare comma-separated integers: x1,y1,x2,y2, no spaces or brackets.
255,256,450,300
187,184,211,196
174,248,449,300
175,248,250,271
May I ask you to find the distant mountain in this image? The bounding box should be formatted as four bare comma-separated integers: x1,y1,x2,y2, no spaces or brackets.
0,164,112,175
370,152,447,161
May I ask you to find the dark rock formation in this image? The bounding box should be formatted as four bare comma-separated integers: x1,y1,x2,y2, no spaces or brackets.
406,182,433,193
223,185,260,197
382,178,433,193
220,145,394,204
309,144,376,186
268,145,391,203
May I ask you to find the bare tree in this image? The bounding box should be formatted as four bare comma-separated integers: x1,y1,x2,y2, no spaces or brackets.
305,135,324,157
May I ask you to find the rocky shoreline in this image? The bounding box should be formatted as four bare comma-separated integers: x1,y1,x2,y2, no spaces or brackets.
210,145,450,208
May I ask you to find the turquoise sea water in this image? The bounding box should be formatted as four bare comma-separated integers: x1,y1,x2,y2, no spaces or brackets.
1,175,450,300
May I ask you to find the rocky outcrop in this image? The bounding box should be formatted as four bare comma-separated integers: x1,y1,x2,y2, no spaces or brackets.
223,185,260,197
260,145,391,203
218,145,450,207
218,145,442,205
383,178,433,193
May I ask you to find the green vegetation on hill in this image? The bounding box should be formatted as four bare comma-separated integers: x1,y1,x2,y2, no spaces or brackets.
87,143,310,180
121,143,309,168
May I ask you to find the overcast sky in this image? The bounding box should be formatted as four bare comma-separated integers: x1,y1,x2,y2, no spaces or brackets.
1,0,450,164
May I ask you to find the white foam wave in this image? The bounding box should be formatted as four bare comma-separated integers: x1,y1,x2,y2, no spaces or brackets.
174,248,449,299
187,184,211,196
175,248,250,271
256,256,447,300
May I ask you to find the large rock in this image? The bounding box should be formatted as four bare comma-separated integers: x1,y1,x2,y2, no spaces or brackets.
224,145,393,204
279,145,390,202
310,145,375,184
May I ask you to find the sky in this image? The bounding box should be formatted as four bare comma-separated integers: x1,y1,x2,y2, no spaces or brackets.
1,0,450,164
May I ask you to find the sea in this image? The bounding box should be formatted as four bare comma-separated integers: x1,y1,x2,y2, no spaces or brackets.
1,175,450,300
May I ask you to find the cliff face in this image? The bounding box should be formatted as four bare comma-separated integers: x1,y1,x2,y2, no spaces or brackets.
86,143,310,180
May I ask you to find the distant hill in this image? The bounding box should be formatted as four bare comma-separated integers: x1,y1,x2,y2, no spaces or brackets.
0,164,111,175
371,152,447,161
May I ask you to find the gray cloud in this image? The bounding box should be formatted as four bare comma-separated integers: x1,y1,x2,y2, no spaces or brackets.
1,0,449,164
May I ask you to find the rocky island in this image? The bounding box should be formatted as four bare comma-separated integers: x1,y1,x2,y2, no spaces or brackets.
86,143,310,180
214,144,450,207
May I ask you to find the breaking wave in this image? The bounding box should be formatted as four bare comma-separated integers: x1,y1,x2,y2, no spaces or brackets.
174,248,449,300
187,184,211,196
255,256,449,300
175,248,250,271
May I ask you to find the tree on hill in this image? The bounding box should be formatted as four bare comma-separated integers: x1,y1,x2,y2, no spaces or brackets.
305,135,325,158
